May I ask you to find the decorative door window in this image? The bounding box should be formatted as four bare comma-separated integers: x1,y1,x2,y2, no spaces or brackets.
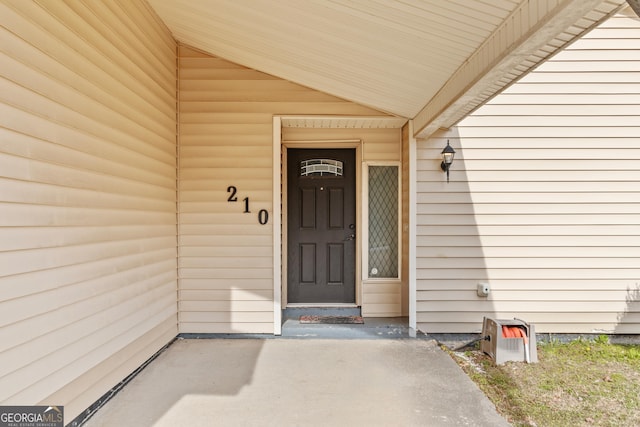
300,159,343,177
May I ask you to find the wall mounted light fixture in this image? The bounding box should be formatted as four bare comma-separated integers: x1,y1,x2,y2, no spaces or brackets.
440,140,456,183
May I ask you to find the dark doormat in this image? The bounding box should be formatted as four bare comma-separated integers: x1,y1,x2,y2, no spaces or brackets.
299,315,364,324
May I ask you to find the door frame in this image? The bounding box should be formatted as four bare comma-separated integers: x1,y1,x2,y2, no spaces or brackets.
281,140,363,309
281,149,364,307
272,115,408,335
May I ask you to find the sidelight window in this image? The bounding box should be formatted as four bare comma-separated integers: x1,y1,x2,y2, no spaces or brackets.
366,164,399,279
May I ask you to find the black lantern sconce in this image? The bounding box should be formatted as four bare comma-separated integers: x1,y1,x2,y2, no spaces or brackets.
440,140,456,183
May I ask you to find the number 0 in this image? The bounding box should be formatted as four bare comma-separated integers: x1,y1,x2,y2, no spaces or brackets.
258,209,269,225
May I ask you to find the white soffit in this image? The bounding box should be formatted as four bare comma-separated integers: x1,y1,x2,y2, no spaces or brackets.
413,0,628,139
280,116,408,129
148,0,627,138
148,0,524,118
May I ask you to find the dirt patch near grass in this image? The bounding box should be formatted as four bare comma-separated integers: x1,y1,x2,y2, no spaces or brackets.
449,337,640,427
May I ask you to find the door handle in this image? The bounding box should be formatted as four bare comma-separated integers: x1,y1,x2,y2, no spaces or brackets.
344,233,355,241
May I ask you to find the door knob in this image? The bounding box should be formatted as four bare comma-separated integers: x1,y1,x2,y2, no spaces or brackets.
344,233,355,241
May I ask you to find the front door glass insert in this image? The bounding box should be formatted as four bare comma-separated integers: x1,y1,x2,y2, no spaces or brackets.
300,159,343,177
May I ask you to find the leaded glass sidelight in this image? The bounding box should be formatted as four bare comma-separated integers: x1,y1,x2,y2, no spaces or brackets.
368,165,398,278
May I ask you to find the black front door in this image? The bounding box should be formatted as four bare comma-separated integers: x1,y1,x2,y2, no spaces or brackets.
287,148,356,304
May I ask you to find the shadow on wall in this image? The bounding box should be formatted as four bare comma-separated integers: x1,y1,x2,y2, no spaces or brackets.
419,128,499,334
615,284,640,336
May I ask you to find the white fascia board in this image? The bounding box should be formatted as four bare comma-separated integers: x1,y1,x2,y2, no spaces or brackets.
413,0,627,140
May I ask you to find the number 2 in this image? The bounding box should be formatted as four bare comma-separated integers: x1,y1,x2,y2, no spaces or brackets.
227,186,237,202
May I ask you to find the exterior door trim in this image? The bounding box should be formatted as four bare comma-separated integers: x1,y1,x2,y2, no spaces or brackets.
281,140,362,309
273,117,282,335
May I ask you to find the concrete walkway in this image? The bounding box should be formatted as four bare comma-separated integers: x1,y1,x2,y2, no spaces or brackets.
83,338,510,427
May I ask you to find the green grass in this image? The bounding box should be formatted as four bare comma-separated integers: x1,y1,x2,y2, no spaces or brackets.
450,336,640,427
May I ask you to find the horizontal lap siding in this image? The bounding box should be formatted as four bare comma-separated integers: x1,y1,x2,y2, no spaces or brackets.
179,46,384,333
0,0,177,420
416,12,640,334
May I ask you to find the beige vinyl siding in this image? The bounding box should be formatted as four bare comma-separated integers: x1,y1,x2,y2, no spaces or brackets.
0,0,177,421
178,45,396,331
416,11,640,334
281,127,401,164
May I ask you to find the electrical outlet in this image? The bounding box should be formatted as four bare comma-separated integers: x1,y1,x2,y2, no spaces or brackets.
477,282,490,297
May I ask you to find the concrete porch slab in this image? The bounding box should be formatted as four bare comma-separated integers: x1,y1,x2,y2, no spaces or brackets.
82,338,510,426
281,316,416,339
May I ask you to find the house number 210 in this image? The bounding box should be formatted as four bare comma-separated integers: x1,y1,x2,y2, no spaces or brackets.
227,186,269,225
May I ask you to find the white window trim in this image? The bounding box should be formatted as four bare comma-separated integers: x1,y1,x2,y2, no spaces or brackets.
362,161,402,282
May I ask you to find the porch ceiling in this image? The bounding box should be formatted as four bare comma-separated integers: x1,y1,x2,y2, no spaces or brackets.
147,0,627,138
